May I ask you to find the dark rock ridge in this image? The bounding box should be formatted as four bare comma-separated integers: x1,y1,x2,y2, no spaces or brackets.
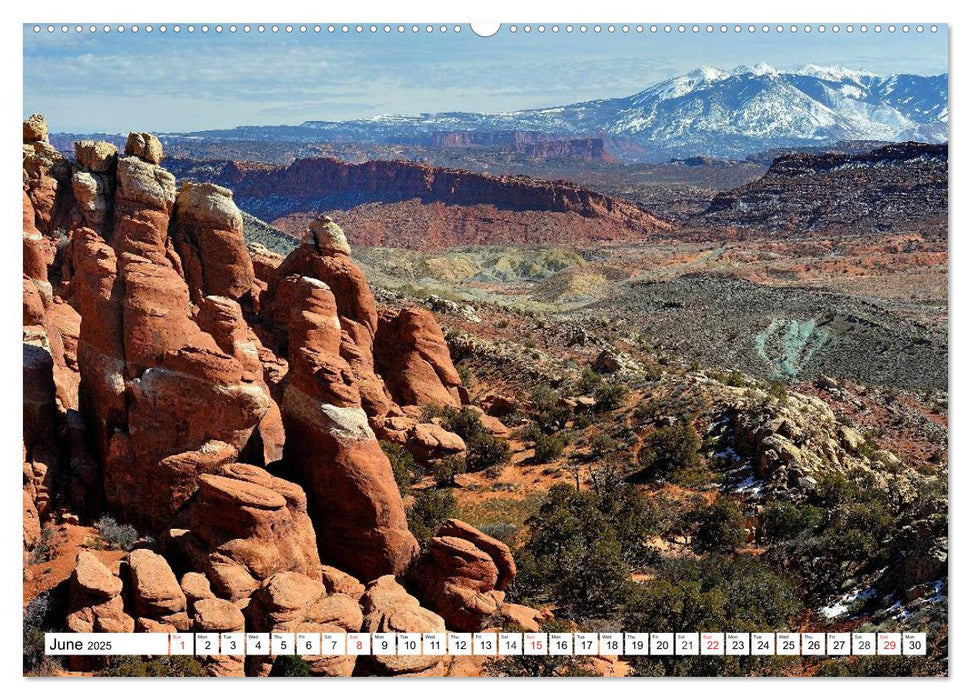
698,142,947,235
167,156,670,239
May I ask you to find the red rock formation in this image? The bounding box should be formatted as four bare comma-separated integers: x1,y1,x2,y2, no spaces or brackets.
168,155,668,248
374,307,469,408
193,597,246,676
71,138,274,529
220,156,666,229
359,575,446,676
266,272,418,580
66,551,134,634
410,519,516,631
172,182,256,304
267,216,394,420
23,114,73,236
245,571,363,677
125,548,190,632
71,140,117,234
164,463,321,602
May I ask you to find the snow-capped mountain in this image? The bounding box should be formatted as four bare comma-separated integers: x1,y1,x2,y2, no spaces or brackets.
190,64,947,160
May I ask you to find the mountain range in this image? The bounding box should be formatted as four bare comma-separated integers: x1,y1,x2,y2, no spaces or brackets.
183,64,948,160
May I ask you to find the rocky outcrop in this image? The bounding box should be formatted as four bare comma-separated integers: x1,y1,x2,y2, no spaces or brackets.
125,549,189,632
164,463,321,602
71,141,117,232
267,216,395,420
266,272,418,580
66,551,134,634
699,142,948,235
166,156,669,249
359,576,446,676
73,137,274,529
374,307,469,409
193,597,246,676
195,156,667,230
23,114,72,236
172,182,256,304
710,381,922,502
245,571,363,677
410,519,516,631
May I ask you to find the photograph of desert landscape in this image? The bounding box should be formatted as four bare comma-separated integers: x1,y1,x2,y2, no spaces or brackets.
22,22,948,678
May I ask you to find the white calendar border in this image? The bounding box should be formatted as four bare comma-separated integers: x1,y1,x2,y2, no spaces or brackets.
5,0,963,698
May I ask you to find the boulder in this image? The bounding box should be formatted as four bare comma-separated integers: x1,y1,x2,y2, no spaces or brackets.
65,551,134,634
410,519,516,631
75,140,118,173
164,463,321,602
245,571,363,677
360,576,446,676
374,307,469,408
193,597,245,677
172,182,254,303
24,114,48,143
126,549,189,631
124,132,164,165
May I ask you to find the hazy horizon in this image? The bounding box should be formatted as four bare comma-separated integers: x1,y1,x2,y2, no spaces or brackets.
23,24,948,133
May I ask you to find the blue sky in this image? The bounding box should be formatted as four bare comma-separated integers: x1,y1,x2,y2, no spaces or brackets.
23,24,948,133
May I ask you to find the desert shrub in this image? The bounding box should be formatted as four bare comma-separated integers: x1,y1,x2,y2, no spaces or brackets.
691,498,747,554
761,501,824,543
104,656,205,677
466,432,511,473
29,525,55,564
636,424,703,482
439,406,482,442
430,454,466,487
270,655,311,677
623,556,799,676
572,412,593,430
531,431,568,463
435,406,511,473
530,386,572,433
587,432,617,461
510,484,633,620
381,440,418,495
591,468,662,567
766,380,789,404
594,383,629,412
821,501,893,562
408,488,457,546
96,515,139,551
23,593,57,675
576,367,601,394
810,472,858,509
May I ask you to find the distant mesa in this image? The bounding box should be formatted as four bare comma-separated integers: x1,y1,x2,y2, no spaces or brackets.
166,156,671,249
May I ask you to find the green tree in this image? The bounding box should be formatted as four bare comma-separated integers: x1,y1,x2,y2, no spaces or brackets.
511,484,632,620
637,424,703,483
407,488,457,546
761,501,824,543
381,440,418,495
270,655,311,677
691,498,747,554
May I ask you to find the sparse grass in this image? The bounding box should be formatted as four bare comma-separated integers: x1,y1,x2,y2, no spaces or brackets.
455,493,545,534
95,515,140,551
